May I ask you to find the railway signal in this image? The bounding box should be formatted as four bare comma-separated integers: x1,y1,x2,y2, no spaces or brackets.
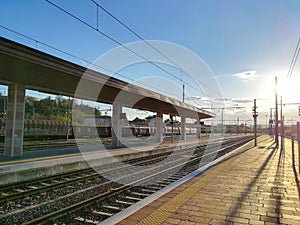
252,99,258,146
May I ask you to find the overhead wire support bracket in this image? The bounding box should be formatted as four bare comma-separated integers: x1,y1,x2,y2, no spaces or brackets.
96,2,99,31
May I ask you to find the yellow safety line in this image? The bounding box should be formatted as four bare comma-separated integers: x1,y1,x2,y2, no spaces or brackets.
136,158,235,225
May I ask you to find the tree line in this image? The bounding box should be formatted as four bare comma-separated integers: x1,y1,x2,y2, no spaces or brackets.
0,94,101,122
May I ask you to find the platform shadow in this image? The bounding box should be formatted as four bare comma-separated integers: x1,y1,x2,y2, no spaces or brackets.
291,147,300,200
223,140,281,224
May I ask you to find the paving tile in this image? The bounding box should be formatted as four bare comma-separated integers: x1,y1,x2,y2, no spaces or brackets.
249,219,265,225
118,137,300,225
163,217,181,224
188,215,211,223
260,215,280,223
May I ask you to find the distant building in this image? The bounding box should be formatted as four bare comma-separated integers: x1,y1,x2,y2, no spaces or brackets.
83,116,111,126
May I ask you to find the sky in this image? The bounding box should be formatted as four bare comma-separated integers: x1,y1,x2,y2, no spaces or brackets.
0,0,300,125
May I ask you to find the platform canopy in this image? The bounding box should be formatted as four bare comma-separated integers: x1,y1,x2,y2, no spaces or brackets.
0,37,213,120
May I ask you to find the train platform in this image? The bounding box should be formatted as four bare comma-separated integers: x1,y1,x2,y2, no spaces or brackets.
107,136,300,225
0,135,203,164
0,135,222,186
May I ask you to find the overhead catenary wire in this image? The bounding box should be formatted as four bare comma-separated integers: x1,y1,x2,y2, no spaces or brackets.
92,0,224,98
90,0,189,75
45,0,207,96
45,0,222,97
0,25,182,100
91,0,220,102
287,37,300,79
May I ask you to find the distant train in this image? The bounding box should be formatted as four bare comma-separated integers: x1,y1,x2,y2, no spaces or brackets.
0,119,112,138
0,119,205,139
123,126,154,137
122,126,181,137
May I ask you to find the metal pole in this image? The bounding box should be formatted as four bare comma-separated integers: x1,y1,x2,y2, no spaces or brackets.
280,97,284,152
265,114,268,134
221,108,224,136
182,84,185,103
297,122,300,174
270,108,273,137
170,115,174,142
275,77,279,147
237,117,239,135
282,115,285,158
292,136,295,167
253,99,258,146
66,96,71,141
3,91,6,114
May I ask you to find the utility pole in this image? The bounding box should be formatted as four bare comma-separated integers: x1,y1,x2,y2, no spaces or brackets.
269,108,273,137
265,114,268,134
298,107,300,165
280,96,284,152
297,122,300,173
182,84,185,103
275,77,279,147
252,99,258,146
170,114,174,142
66,96,71,141
200,106,245,137
281,115,285,156
221,108,224,136
237,117,239,135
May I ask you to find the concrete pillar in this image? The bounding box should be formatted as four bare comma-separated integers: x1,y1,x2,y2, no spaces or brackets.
181,116,186,140
156,112,163,142
196,118,201,139
112,102,122,148
4,83,25,157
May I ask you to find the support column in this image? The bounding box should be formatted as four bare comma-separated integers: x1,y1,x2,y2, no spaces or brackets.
4,83,25,157
196,118,201,139
112,102,122,148
181,116,186,140
156,112,163,142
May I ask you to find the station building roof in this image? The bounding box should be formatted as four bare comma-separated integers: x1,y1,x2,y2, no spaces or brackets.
0,37,214,120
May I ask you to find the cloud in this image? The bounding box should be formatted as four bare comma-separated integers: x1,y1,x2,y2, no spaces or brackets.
233,70,257,82
186,96,252,110
232,98,253,104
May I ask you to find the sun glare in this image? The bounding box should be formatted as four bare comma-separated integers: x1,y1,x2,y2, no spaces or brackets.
257,74,300,111
277,76,300,102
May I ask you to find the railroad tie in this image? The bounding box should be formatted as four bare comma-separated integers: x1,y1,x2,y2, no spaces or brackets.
136,146,246,225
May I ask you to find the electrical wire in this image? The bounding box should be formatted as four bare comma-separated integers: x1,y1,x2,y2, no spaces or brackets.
90,0,186,73
0,25,182,100
92,0,224,97
45,0,222,97
287,38,300,79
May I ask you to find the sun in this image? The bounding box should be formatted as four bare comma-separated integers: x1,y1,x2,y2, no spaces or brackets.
277,76,300,103
257,74,300,112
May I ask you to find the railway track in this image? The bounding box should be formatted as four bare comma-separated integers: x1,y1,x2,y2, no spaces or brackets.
0,138,112,153
0,135,253,224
